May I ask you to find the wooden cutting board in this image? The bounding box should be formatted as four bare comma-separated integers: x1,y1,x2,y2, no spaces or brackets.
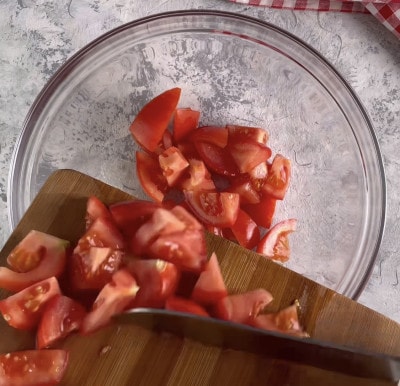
1,169,399,386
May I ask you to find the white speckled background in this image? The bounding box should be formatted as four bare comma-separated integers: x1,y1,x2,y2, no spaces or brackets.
0,1,399,322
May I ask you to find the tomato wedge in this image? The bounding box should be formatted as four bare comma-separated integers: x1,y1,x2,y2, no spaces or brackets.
85,195,112,229
256,219,297,262
81,269,139,335
249,303,308,337
180,159,216,191
129,88,181,152
261,154,291,200
191,252,227,306
0,277,61,330
184,190,240,227
158,146,189,187
213,288,273,324
230,209,260,250
136,151,169,203
242,195,276,229
37,295,86,349
227,125,269,145
127,259,180,308
165,296,210,317
194,142,239,177
0,350,69,386
226,174,260,205
0,231,69,292
173,108,200,142
190,126,228,148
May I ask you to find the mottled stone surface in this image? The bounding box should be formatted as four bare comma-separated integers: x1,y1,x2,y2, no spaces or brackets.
0,1,399,321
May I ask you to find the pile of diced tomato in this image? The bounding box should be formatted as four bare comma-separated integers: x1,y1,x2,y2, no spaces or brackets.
130,88,296,262
0,88,302,385
0,196,305,385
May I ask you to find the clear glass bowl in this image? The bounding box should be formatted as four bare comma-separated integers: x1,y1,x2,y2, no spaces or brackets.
8,10,386,299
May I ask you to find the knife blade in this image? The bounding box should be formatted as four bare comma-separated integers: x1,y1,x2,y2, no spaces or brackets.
115,308,400,382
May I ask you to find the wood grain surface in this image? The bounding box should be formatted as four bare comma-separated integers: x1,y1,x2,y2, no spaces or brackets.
0,169,399,386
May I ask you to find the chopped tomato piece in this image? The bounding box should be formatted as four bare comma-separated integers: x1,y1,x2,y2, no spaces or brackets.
0,231,69,292
127,259,180,308
227,125,269,145
165,296,209,317
173,108,200,142
129,88,181,152
242,195,276,229
70,247,124,291
256,219,297,262
136,151,169,203
180,159,216,191
226,174,260,205
184,190,240,227
176,141,199,160
213,288,273,324
85,195,111,229
248,161,268,179
261,154,291,200
132,208,186,255
81,269,139,334
109,199,160,251
190,126,228,148
0,277,61,330
249,303,308,337
228,140,272,174
0,350,69,386
195,142,239,177
170,205,203,231
230,209,260,250
37,295,86,349
191,252,227,306
148,229,207,273
162,130,173,150
158,146,189,187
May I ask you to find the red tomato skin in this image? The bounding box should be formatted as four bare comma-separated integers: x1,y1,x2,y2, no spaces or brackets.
213,289,273,324
0,350,69,386
195,142,239,177
184,190,240,228
0,277,62,330
130,88,181,152
126,259,180,308
227,125,269,145
136,151,169,203
165,296,210,317
81,269,139,335
0,232,68,293
226,174,260,205
36,295,86,349
191,252,228,306
189,126,228,148
256,219,297,262
242,195,277,229
230,209,261,250
173,108,200,142
228,140,272,174
85,195,111,230
261,154,291,200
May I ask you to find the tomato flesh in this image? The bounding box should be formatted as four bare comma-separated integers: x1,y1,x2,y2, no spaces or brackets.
158,146,189,187
242,195,276,229
0,231,68,293
173,108,200,142
184,190,240,227
165,296,210,317
129,88,181,152
0,277,61,330
230,209,260,250
36,295,86,349
261,154,291,200
85,195,111,230
190,126,228,148
227,125,269,145
0,350,69,386
81,269,139,335
256,219,297,262
191,252,227,306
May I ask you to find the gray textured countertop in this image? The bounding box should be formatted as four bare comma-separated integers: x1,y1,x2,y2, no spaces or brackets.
1,1,399,323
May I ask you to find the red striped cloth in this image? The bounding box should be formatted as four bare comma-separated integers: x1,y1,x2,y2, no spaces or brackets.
230,0,400,38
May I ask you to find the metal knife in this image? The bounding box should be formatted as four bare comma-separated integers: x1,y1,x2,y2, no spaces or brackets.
115,308,400,383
